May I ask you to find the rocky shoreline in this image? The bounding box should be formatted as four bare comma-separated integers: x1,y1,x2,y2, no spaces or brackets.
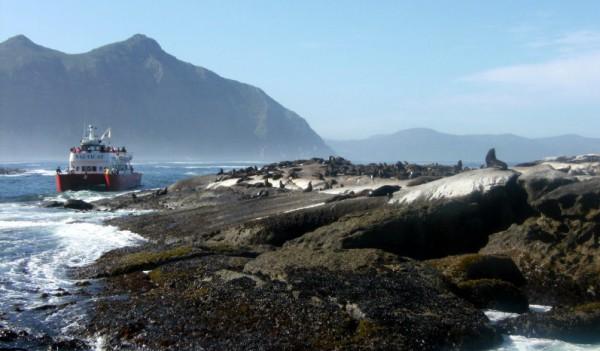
0,167,25,175
13,155,600,350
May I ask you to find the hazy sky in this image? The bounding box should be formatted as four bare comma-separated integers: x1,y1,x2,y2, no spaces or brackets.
1,1,600,139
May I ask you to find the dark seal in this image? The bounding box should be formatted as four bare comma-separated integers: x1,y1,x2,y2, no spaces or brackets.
368,185,401,197
485,148,508,170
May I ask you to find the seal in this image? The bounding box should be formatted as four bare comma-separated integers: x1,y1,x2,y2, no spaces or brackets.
369,185,401,197
485,148,508,170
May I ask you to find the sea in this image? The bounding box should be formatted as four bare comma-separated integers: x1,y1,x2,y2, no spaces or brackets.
0,161,598,350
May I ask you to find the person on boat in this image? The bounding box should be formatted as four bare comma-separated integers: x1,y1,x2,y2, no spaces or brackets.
56,166,62,174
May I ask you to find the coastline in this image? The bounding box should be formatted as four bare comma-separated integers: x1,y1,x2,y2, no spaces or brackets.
81,156,600,349
6,156,600,350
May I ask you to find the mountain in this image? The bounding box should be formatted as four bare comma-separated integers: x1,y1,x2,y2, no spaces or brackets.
0,34,332,161
328,128,600,164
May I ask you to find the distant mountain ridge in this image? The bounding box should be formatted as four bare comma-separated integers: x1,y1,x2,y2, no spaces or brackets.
328,128,600,164
0,34,332,161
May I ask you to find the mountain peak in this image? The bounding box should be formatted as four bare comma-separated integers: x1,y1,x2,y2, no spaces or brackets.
0,34,332,161
88,34,165,58
1,34,37,48
123,33,162,52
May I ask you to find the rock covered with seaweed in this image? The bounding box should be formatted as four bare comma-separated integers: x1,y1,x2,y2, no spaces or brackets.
74,152,600,349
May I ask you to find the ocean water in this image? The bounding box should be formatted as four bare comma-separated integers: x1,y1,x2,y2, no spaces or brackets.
0,161,253,349
0,161,598,350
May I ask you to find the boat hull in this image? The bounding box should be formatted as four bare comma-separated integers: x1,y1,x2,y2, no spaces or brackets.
56,173,142,192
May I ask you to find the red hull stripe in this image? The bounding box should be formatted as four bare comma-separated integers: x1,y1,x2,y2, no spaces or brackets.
55,173,142,192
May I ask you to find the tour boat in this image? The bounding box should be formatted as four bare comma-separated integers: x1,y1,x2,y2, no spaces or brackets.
55,125,142,192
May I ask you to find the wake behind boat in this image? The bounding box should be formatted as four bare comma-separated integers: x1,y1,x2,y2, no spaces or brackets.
55,125,142,192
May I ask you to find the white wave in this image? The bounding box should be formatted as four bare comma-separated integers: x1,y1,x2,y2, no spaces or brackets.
26,169,57,176
93,335,107,351
15,222,145,291
0,173,24,177
530,304,553,313
494,335,600,350
0,203,146,298
184,171,198,176
0,169,56,177
43,189,130,203
485,310,520,322
485,304,553,323
0,219,61,229
53,222,145,267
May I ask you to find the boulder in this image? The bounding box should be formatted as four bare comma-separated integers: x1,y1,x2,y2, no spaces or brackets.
454,278,528,313
42,201,64,208
498,302,600,343
533,178,600,219
427,254,526,287
517,165,577,203
207,197,386,248
390,168,521,205
427,254,528,313
0,167,24,175
289,171,531,259
481,216,600,305
0,326,18,342
63,199,94,211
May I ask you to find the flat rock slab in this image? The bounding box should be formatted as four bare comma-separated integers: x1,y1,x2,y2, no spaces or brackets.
390,168,519,205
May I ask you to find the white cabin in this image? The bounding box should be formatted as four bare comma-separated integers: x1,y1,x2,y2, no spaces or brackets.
66,125,135,175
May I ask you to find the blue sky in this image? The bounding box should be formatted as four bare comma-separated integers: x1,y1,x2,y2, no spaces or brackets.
1,1,600,139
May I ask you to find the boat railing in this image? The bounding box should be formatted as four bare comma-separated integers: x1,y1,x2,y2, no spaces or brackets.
70,146,129,154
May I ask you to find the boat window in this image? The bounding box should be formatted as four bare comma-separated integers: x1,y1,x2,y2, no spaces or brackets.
76,167,80,171
92,166,97,172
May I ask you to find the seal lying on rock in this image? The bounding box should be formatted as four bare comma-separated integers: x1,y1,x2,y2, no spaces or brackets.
485,148,508,170
368,185,401,197
63,199,94,211
303,181,313,193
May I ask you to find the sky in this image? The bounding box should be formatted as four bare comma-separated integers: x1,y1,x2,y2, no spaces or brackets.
1,1,600,140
